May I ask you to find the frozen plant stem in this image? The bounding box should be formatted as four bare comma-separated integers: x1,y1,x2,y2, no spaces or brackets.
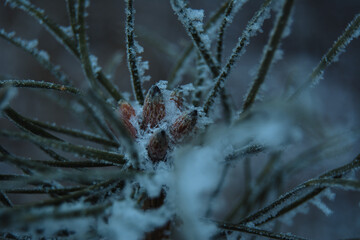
77,0,99,91
216,0,248,64
170,0,220,77
5,0,124,101
0,130,126,166
243,0,294,112
215,221,308,240
168,0,231,86
216,0,236,64
5,0,78,56
290,13,360,100
65,0,79,43
0,29,70,85
0,80,80,95
239,154,360,226
125,0,144,105
204,0,273,115
25,118,119,148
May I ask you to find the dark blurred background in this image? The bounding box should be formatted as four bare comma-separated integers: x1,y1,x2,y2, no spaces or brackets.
0,0,360,239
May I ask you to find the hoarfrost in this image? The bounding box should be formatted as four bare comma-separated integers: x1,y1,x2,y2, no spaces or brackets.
178,83,195,96
332,14,360,63
282,10,294,39
310,188,335,216
59,25,74,38
100,199,172,240
134,40,144,54
247,5,271,38
310,197,333,216
171,0,211,49
89,55,102,73
22,39,38,50
274,49,283,62
226,231,242,240
38,50,50,61
0,87,17,112
310,70,324,88
172,145,220,239
136,166,171,198
137,57,151,83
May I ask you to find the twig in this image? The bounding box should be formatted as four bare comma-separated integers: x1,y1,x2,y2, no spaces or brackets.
168,0,231,86
243,0,294,112
5,0,78,56
0,80,80,95
5,0,124,101
3,186,84,194
0,130,126,166
290,13,360,100
24,117,119,148
125,0,145,105
239,154,360,226
0,30,70,85
4,107,70,163
216,0,248,64
77,0,100,91
215,221,309,240
0,191,13,208
203,0,273,115
65,0,79,43
170,0,220,77
33,160,114,168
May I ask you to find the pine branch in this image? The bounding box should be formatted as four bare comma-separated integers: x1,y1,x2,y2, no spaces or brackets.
243,0,294,112
24,117,119,148
65,0,79,43
0,154,53,173
0,174,28,181
0,201,113,228
0,80,80,95
216,0,248,64
0,30,70,85
5,0,78,55
125,0,145,105
33,160,113,168
87,90,139,165
305,178,360,191
0,130,126,166
0,191,13,208
215,221,309,240
216,0,235,64
290,13,360,100
3,107,71,163
203,0,273,115
3,186,84,194
77,0,101,91
206,144,265,218
5,0,124,101
0,155,122,184
77,97,118,140
238,154,360,226
30,178,120,207
192,54,208,107
168,0,231,86
171,0,234,121
170,0,220,78
226,152,281,221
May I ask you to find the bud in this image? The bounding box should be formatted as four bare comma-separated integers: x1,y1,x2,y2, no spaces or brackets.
118,100,137,138
170,110,197,143
170,89,184,111
147,130,168,163
141,85,165,130
118,99,136,120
